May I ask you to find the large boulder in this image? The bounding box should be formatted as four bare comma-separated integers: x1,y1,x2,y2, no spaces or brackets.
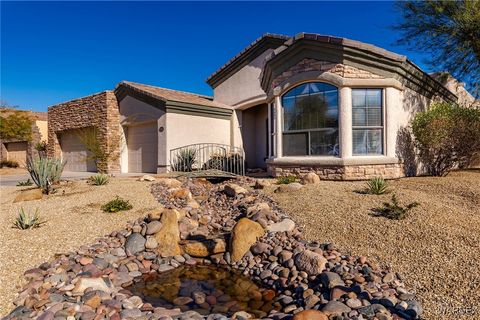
13,189,43,203
274,182,303,193
182,239,226,257
230,218,265,262
157,178,182,188
72,277,113,294
267,219,295,233
224,184,248,197
294,250,327,276
302,172,320,184
125,233,146,255
155,209,182,257
292,310,328,320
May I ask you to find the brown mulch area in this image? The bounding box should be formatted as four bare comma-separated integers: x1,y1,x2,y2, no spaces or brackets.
0,178,162,316
268,170,480,320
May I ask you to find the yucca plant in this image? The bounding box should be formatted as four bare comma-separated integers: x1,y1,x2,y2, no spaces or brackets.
366,177,389,195
12,208,46,230
16,179,33,187
171,148,197,172
89,174,109,186
372,194,419,220
26,157,66,194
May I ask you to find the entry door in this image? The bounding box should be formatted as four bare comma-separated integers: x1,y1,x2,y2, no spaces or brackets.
127,122,158,173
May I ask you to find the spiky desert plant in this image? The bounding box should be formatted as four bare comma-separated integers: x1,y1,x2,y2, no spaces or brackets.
89,174,109,186
171,148,197,172
101,196,133,213
12,208,45,230
366,177,389,195
16,179,33,187
372,194,419,220
26,157,65,194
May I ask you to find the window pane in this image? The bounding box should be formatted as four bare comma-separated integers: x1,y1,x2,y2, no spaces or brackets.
366,89,382,107
310,129,339,156
352,108,366,126
352,129,367,155
283,132,308,156
367,107,382,126
367,129,383,154
352,89,366,108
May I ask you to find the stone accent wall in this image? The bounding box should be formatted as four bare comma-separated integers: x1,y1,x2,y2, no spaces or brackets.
48,91,120,173
272,58,383,90
267,163,404,181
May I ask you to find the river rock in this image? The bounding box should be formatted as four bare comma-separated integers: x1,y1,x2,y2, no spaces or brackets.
146,221,162,235
321,300,352,316
267,219,295,233
182,239,226,257
145,237,158,249
292,310,328,320
125,233,146,255
223,184,248,197
320,272,345,289
72,278,112,294
294,250,327,276
13,189,43,203
155,209,182,257
302,172,320,184
157,178,182,188
230,218,265,262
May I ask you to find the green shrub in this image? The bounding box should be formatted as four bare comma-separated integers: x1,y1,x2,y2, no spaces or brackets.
276,175,296,184
0,160,19,168
366,177,388,195
372,194,419,220
12,208,45,230
16,179,33,186
412,102,480,176
101,196,133,212
171,148,197,172
89,174,109,186
26,157,65,194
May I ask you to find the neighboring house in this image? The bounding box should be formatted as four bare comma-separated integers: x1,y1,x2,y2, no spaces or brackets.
0,109,48,166
47,32,477,179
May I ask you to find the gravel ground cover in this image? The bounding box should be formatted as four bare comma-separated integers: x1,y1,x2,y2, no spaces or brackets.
268,170,480,320
0,178,161,316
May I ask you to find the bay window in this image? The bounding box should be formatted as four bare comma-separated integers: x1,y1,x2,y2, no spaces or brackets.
352,89,383,155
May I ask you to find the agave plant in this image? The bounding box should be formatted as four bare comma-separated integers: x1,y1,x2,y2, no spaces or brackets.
89,174,109,186
372,194,419,220
171,148,197,172
12,208,46,230
26,157,65,194
16,179,33,187
366,177,389,195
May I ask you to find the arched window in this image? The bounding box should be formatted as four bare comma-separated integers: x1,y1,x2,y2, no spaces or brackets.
281,82,339,156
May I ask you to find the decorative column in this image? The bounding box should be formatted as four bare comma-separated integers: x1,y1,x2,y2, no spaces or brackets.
274,95,283,158
339,87,352,158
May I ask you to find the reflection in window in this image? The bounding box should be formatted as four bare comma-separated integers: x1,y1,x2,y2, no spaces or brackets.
281,82,339,156
352,89,383,155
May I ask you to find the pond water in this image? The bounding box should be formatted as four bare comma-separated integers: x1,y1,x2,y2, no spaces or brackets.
126,265,277,317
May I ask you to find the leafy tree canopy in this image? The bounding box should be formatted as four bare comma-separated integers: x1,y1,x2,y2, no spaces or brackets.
0,108,34,141
395,0,480,96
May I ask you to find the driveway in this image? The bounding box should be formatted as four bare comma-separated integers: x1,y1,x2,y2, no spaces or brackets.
0,171,97,186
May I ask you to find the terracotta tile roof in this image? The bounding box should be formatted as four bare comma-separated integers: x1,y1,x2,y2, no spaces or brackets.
118,81,232,110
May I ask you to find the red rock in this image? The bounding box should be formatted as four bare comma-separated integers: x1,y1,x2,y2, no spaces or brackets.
292,310,328,320
79,257,93,266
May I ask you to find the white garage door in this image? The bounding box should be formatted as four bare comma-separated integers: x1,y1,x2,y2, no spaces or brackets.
6,142,28,166
60,130,96,172
127,123,158,173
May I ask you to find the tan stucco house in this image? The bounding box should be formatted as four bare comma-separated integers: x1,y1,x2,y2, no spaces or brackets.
47,33,476,179
0,109,48,166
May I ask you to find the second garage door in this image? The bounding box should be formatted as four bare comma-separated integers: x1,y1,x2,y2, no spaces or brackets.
127,123,158,173
60,130,97,172
6,142,28,166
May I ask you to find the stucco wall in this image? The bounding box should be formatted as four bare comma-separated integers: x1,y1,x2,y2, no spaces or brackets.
165,112,231,169
48,91,120,173
35,120,48,142
213,49,274,107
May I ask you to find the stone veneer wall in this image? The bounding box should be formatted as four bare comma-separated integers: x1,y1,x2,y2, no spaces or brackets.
271,58,383,90
48,91,120,173
267,163,404,181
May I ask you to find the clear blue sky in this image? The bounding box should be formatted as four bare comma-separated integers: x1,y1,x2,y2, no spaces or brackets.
1,1,428,112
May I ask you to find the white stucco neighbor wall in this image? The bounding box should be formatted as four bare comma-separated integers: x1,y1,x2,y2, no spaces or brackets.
165,113,231,168
213,49,274,107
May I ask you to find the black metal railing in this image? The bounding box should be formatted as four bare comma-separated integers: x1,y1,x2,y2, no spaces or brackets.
169,143,245,176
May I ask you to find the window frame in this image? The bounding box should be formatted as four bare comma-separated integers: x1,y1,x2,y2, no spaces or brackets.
281,82,340,157
351,88,385,156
